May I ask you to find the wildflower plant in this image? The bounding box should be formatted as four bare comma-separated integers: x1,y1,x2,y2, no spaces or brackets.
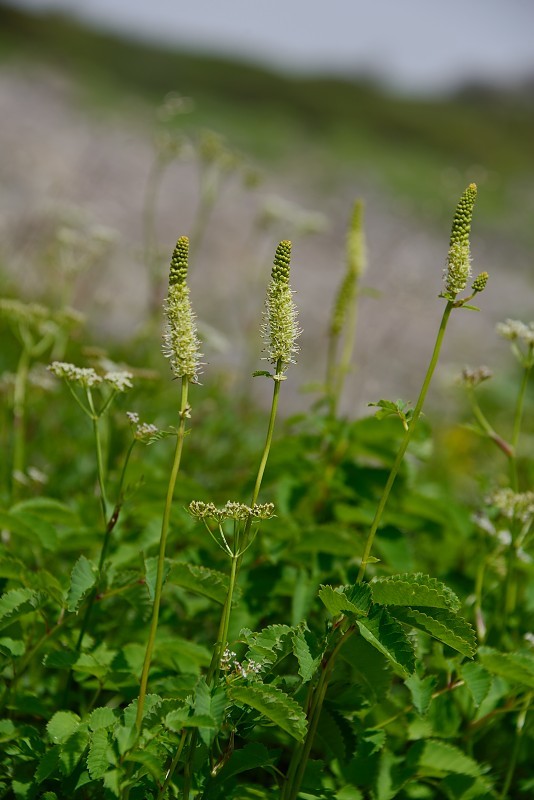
3,181,534,800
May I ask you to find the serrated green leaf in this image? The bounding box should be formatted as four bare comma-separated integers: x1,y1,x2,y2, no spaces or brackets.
241,624,293,665
357,606,415,676
167,561,231,605
408,739,484,778
340,634,391,701
0,637,25,657
87,729,111,779
9,511,58,551
0,588,39,631
319,583,372,618
316,707,351,762
124,748,164,780
370,573,460,612
35,746,60,783
88,707,117,731
228,683,307,741
0,510,57,551
405,673,437,715
143,555,171,601
460,662,491,707
43,650,79,670
65,555,97,612
389,607,477,657
440,773,494,799
291,628,321,682
478,647,534,689
59,728,90,775
47,711,81,744
165,709,216,731
195,678,227,745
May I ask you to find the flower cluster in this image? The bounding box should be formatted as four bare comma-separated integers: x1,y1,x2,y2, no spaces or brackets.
496,319,534,347
261,240,301,369
458,366,493,388
189,500,275,522
489,488,534,524
162,236,203,382
220,648,262,679
126,412,160,443
48,362,133,392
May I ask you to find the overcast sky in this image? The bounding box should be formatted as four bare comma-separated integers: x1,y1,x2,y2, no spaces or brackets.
9,0,534,92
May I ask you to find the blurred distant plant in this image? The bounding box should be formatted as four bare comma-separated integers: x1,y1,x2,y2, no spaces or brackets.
0,299,82,498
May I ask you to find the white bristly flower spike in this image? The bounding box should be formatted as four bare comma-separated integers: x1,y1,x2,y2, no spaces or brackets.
261,240,301,371
162,236,203,382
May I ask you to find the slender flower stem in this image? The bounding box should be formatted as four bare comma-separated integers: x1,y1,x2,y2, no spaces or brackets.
357,301,454,582
466,389,513,460
332,295,359,417
136,377,189,731
180,361,284,800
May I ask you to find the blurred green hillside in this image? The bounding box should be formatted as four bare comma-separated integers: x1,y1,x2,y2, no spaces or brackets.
1,4,534,244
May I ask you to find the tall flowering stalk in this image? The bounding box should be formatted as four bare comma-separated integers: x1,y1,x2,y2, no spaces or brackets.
283,184,489,800
136,236,201,731
326,200,367,415
171,241,300,800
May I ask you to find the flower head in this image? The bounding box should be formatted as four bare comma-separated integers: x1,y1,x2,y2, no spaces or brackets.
162,236,203,382
443,183,477,297
260,240,301,370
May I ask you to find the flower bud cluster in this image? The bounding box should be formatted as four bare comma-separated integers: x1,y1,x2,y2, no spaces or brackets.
261,240,301,368
189,500,275,522
162,236,203,382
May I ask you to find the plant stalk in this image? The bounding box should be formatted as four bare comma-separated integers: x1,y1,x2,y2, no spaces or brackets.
357,301,454,581
136,377,189,731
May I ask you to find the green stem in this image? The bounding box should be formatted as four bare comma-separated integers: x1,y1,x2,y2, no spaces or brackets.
467,389,513,460
332,291,359,417
282,628,355,800
499,692,531,799
158,729,188,799
136,377,189,731
180,361,284,800
357,301,454,582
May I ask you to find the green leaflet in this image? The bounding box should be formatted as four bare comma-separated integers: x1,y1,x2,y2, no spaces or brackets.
478,646,534,689
46,711,81,744
357,606,416,676
65,555,97,612
370,573,460,612
404,673,437,716
389,607,477,657
459,662,491,707
0,510,58,552
241,624,294,666
228,682,307,741
407,739,487,780
87,728,111,779
318,583,372,618
291,627,321,682
0,588,39,631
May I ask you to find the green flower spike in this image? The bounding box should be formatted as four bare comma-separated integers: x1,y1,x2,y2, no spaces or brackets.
162,235,202,382
261,240,301,370
444,183,477,297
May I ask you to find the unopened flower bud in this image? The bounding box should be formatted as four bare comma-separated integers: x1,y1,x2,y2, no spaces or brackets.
163,236,203,382
472,272,488,294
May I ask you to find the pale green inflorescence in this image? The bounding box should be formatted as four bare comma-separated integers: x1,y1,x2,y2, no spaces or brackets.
162,236,202,382
261,240,301,369
330,200,366,336
444,183,477,296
